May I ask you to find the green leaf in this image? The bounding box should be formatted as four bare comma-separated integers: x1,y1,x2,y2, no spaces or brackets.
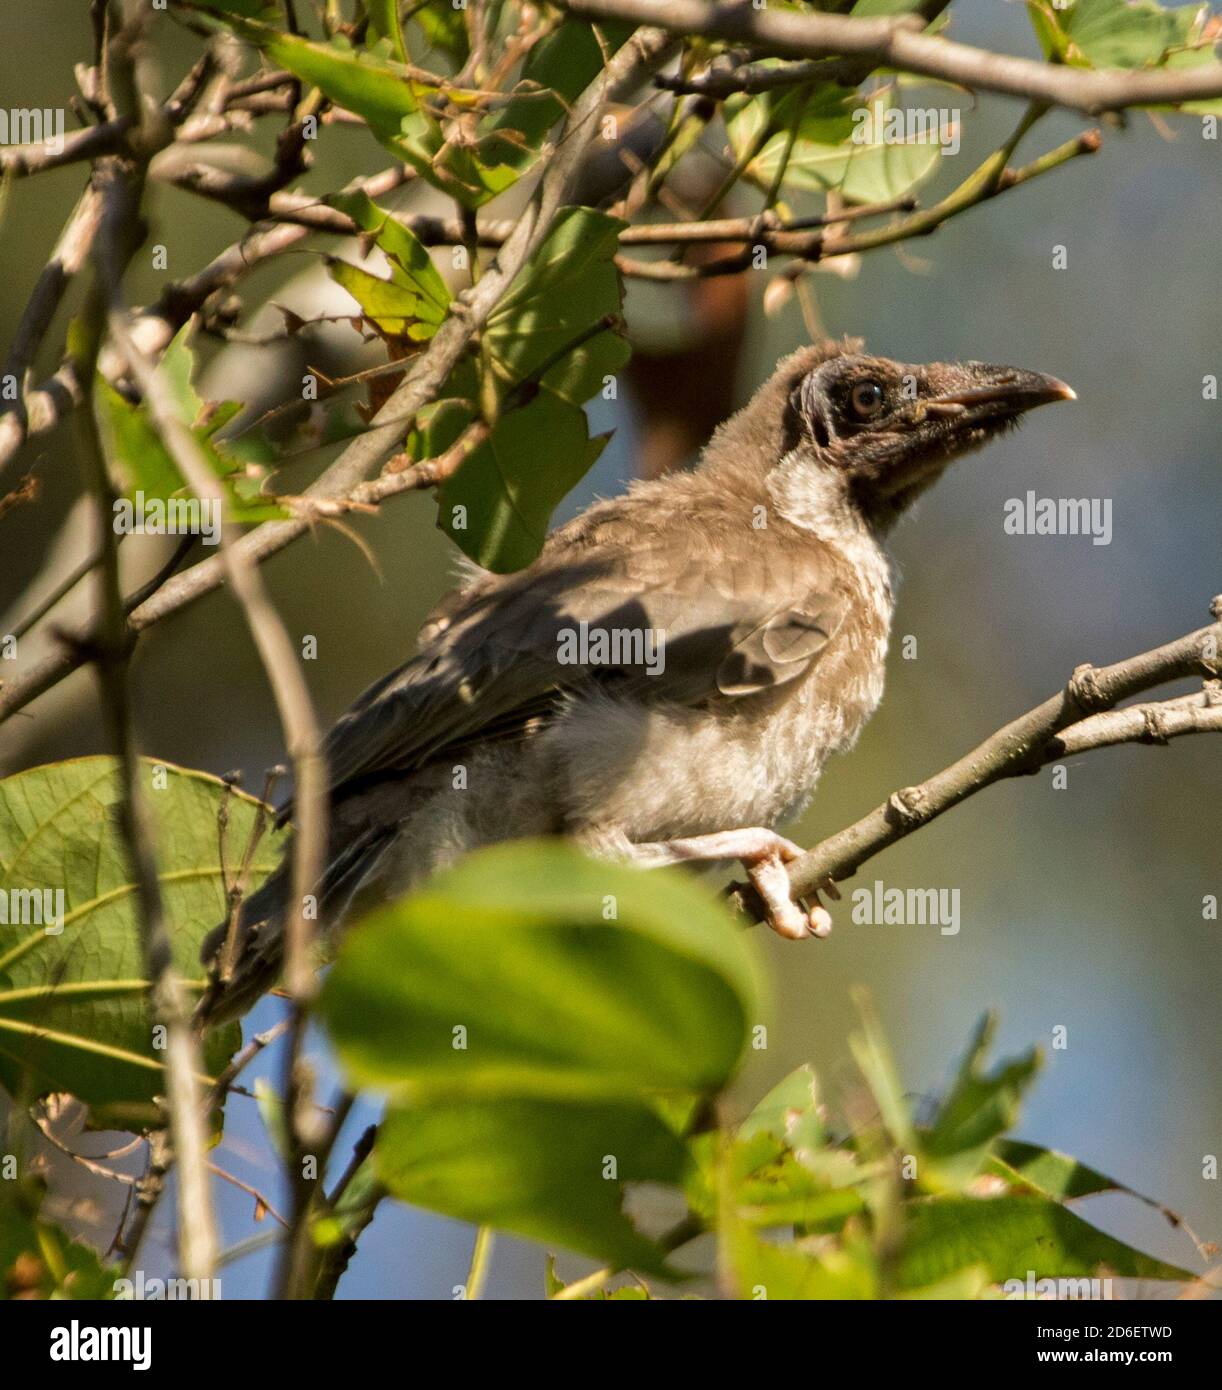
897,1194,1196,1289
96,324,286,524
326,259,428,338
988,1139,1201,1254
544,1254,565,1297
215,17,579,205
739,1063,826,1153
729,84,940,204
486,207,629,404
411,4,469,64
748,97,942,204
254,1076,291,1162
989,1139,1128,1200
0,758,284,1123
701,1133,866,1231
899,1265,994,1299
923,1014,1041,1187
848,988,916,1152
97,378,183,502
377,1096,689,1272
365,0,409,64
477,21,630,189
438,388,609,573
326,190,451,341
219,23,460,191
726,1224,878,1300
429,207,628,571
312,1154,381,1253
321,839,763,1104
727,85,852,166
1029,0,1206,73
687,1076,864,1234
382,208,626,570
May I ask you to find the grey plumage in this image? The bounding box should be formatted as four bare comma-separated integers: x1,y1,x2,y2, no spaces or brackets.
200,339,1073,1020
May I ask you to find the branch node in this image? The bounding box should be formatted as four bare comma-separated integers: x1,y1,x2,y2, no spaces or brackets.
1066,662,1110,714
886,785,928,828
1140,705,1171,745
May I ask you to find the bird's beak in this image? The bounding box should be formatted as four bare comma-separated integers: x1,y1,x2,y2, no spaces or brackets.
924,367,1076,420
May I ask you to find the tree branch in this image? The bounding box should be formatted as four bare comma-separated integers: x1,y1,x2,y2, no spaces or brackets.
555,0,1222,115
729,601,1222,918
616,117,1097,280
71,0,219,1286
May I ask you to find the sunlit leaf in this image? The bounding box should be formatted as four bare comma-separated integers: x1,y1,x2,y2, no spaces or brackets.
377,1096,689,1272
326,190,451,343
1031,0,1196,70
486,207,629,403
898,1194,1196,1288
321,840,763,1102
922,1013,1041,1188
0,758,284,1124
988,1138,1202,1255
96,325,287,524
726,1223,878,1299
365,0,409,64
428,208,628,570
739,1062,826,1153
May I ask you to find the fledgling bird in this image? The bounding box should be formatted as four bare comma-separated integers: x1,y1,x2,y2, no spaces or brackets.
201,339,1074,1020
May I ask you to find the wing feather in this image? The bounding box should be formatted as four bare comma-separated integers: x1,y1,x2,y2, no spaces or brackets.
320,509,850,799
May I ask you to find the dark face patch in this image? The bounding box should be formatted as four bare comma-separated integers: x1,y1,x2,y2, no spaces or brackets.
792,353,1074,524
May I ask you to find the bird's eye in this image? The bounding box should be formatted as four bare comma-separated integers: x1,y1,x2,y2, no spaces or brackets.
850,380,886,419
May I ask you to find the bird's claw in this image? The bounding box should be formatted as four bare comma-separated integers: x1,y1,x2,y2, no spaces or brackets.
739,834,832,941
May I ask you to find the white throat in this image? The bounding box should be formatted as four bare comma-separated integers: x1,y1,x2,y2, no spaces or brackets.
767,449,896,611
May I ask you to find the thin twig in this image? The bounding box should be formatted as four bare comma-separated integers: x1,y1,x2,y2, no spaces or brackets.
205,1160,289,1228
74,0,220,1287
465,1226,495,1300
617,117,1097,281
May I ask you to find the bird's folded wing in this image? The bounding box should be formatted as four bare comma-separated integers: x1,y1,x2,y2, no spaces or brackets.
320,531,850,799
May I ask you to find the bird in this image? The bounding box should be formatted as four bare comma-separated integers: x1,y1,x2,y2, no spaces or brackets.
200,338,1074,1021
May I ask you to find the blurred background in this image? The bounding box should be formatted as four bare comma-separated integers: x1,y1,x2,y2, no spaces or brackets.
0,3,1217,1297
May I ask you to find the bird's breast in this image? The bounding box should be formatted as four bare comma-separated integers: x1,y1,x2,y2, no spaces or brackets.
546,599,891,843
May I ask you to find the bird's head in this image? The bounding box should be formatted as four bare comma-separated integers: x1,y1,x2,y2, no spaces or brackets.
705,340,1075,532
794,348,1075,524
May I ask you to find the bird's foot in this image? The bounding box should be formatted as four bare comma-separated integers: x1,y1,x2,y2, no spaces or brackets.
738,836,832,942
625,826,830,942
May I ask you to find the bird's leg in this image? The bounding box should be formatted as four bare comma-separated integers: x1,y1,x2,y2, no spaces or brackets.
623,827,831,941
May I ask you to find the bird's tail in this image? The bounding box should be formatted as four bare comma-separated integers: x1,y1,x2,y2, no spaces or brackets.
196,823,400,1026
